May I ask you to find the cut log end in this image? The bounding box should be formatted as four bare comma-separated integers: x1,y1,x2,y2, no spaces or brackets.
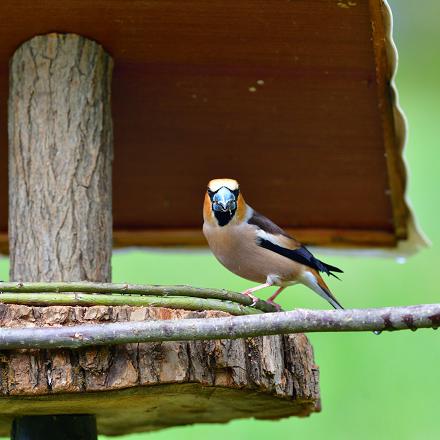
0,304,320,436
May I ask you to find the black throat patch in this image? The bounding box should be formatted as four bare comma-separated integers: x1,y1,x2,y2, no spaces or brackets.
208,187,239,227
214,209,236,227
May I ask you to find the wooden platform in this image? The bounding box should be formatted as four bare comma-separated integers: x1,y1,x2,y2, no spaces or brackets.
0,304,319,436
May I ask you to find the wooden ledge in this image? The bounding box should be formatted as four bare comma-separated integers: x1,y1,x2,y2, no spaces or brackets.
0,383,318,436
0,304,319,436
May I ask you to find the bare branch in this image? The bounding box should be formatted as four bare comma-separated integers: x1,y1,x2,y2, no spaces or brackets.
0,304,438,350
0,281,277,313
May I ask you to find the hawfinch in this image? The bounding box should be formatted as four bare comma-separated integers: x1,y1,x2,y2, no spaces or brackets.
203,178,344,310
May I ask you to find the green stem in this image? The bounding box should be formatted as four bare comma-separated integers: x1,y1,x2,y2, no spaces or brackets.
0,282,278,313
0,293,260,316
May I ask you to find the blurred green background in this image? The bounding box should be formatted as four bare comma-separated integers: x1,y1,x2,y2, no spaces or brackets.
1,1,439,439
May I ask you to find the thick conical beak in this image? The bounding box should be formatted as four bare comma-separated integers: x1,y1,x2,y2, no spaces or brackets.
212,187,237,212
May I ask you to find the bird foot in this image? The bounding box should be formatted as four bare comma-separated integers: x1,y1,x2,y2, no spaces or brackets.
241,290,259,306
267,300,282,312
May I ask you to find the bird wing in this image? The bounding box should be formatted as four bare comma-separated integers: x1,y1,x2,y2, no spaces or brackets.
248,210,343,277
248,210,294,239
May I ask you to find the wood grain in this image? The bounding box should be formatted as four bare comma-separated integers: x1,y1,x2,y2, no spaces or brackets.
0,304,320,436
8,34,113,282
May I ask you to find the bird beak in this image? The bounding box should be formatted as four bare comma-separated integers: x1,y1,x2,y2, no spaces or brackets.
212,187,237,212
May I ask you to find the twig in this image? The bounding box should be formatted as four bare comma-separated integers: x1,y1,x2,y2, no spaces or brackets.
0,282,277,313
0,293,259,316
0,304,438,350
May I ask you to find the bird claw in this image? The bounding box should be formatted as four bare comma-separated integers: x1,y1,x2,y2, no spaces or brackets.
267,300,282,312
242,291,259,306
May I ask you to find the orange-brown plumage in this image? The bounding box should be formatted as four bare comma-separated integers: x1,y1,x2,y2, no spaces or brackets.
235,193,247,223
203,192,214,225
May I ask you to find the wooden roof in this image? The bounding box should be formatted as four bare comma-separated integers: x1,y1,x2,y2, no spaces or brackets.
0,0,426,253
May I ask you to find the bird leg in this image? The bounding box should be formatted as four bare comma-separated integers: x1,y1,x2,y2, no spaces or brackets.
267,287,285,311
241,282,272,306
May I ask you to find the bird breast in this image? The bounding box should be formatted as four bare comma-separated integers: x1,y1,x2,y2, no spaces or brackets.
203,222,303,285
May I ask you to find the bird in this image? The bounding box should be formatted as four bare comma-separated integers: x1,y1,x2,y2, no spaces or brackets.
202,178,344,311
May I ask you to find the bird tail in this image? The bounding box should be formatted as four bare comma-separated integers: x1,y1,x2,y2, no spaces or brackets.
317,261,344,280
322,262,343,274
301,270,344,310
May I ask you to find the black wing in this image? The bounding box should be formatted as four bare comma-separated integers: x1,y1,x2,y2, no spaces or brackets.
248,211,293,239
257,238,343,278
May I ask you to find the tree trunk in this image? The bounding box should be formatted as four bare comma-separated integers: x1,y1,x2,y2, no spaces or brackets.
8,33,113,283
8,33,113,439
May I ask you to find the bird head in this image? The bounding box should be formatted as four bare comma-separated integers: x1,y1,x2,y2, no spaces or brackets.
204,178,245,226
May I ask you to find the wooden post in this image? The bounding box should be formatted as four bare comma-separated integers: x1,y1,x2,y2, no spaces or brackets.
8,33,113,439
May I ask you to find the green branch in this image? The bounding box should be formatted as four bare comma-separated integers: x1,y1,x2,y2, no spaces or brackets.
0,293,259,316
0,281,277,313
1,282,437,351
0,304,438,350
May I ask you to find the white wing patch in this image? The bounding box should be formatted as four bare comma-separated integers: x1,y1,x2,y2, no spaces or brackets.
256,229,284,247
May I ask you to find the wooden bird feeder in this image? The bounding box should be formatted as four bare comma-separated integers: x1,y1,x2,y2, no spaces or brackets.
0,0,427,438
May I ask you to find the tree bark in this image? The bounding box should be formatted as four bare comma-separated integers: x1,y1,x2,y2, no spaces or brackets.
0,303,437,351
8,33,113,283
0,305,319,436
8,33,113,439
